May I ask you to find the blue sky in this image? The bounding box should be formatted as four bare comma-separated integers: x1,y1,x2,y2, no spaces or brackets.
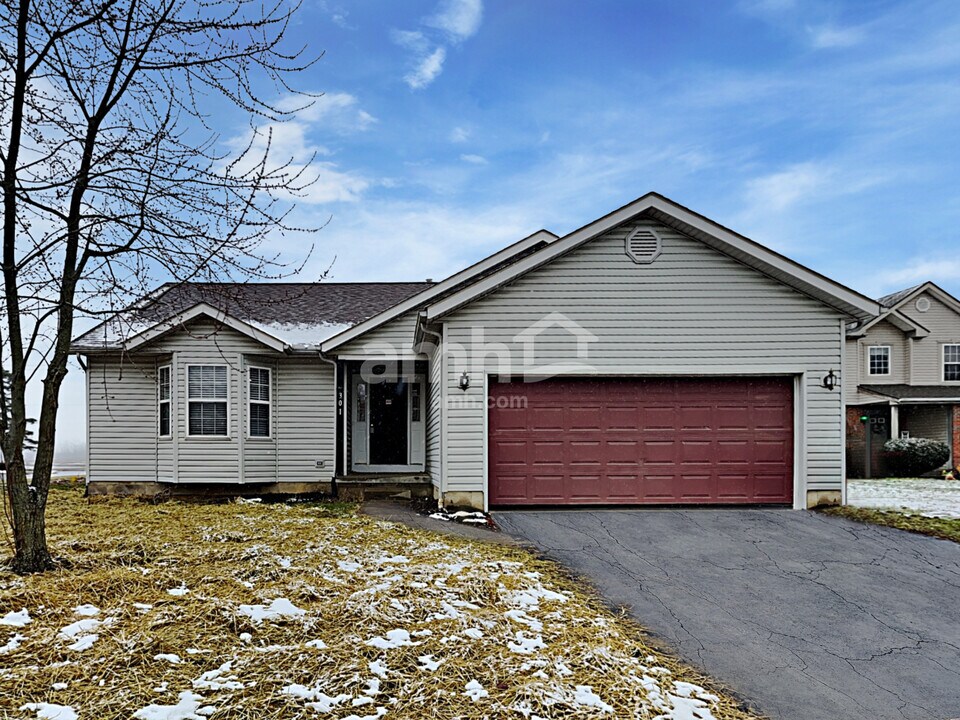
52,0,960,449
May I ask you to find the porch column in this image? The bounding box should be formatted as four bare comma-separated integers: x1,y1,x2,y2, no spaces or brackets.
889,403,900,441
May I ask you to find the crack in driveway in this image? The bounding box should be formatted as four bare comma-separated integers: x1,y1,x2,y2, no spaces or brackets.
494,508,960,720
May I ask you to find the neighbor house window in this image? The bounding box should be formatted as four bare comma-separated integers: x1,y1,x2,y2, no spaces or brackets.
944,345,960,381
248,366,271,438
868,346,890,376
158,365,171,437
187,365,228,436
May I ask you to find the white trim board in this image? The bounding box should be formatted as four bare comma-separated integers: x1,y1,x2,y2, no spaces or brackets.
124,303,287,353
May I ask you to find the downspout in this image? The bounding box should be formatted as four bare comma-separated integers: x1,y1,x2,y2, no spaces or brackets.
318,351,339,496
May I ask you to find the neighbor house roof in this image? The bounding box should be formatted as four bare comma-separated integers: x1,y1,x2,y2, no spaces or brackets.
878,284,924,308
423,192,882,322
860,384,960,402
71,282,434,353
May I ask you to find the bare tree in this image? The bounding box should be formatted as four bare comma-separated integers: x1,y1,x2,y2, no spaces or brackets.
0,0,320,572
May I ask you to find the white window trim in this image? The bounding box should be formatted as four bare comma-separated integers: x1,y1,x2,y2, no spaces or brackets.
943,344,960,382
247,365,272,439
158,364,172,439
186,363,230,438
867,345,891,376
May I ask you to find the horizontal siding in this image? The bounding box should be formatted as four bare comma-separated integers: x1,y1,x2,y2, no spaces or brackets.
87,355,161,483
440,219,846,498
335,310,425,359
276,357,336,482
899,292,960,385
87,318,335,486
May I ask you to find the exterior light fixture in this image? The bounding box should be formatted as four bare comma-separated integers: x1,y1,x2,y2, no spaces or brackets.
458,371,470,391
821,369,838,391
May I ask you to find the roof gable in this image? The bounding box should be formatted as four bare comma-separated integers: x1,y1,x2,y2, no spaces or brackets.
320,229,557,352
878,281,960,319
424,193,881,322
846,309,930,339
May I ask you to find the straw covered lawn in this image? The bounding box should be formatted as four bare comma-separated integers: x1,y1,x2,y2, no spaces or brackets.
1,486,757,720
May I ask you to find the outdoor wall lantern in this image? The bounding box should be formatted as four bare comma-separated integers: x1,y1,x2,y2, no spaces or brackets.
458,371,471,391
821,369,839,391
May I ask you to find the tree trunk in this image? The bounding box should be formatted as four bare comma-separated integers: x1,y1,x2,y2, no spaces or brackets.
6,451,53,573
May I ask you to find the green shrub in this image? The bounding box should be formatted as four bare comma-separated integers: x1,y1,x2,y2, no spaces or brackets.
882,437,951,476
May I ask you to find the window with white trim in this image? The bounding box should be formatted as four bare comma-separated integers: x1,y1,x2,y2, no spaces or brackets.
187,365,228,436
868,346,890,376
158,365,171,437
944,344,960,381
248,366,271,438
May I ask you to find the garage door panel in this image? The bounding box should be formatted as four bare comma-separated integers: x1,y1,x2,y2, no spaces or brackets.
489,377,794,506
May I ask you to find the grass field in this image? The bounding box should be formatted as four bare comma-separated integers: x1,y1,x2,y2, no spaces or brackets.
822,505,960,544
1,486,758,720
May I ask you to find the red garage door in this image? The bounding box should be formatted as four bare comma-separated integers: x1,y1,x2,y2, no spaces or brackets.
489,377,794,506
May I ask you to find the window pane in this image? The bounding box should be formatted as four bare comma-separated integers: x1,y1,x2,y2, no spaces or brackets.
189,401,227,435
945,345,960,364
159,402,170,436
159,366,171,401
946,364,960,381
250,403,270,437
869,347,889,375
188,365,227,399
249,368,270,402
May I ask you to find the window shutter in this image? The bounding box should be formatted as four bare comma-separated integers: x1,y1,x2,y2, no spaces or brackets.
625,226,662,264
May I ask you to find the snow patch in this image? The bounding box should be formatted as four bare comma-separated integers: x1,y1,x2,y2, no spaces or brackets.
464,680,489,701
1,632,25,654
73,604,100,617
133,691,215,720
573,685,613,713
237,597,305,623
19,703,78,720
848,477,960,518
0,608,31,627
364,628,416,649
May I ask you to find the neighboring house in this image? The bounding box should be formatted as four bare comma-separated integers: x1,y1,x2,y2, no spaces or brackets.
71,192,884,510
845,282,960,478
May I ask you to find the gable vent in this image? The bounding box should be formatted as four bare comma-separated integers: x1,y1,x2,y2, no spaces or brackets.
625,226,662,264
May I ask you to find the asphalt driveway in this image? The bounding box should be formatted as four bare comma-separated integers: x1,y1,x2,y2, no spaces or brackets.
493,509,960,720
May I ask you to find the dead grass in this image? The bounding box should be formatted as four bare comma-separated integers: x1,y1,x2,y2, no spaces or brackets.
1,486,760,719
821,505,960,544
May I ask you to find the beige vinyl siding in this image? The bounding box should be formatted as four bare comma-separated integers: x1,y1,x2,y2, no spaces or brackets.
276,357,336,482
898,292,960,384
335,310,426,359
87,354,162,483
425,336,444,488
439,219,846,498
844,321,910,405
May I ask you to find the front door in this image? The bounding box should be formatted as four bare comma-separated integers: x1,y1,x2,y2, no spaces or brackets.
369,380,409,465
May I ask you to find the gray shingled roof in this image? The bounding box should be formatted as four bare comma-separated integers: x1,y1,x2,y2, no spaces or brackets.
72,282,434,352
877,284,923,309
860,384,960,400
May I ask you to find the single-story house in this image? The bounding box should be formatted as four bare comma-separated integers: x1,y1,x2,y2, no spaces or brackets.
71,192,886,510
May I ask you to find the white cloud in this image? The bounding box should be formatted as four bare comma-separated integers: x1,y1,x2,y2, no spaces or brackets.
450,126,471,143
809,24,866,49
405,47,447,90
872,259,960,291
744,162,830,212
426,0,484,41
393,0,483,90
276,92,377,133
460,153,488,165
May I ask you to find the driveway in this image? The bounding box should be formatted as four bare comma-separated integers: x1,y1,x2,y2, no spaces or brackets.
493,509,960,720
